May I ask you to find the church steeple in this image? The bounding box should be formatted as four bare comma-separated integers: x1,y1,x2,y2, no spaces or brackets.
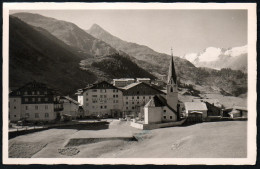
167,48,177,84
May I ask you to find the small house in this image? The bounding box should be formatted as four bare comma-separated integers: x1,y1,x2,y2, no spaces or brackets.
184,102,208,122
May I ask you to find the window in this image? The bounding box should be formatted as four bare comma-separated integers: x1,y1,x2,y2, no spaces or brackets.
45,105,48,110
132,96,134,99
164,116,166,119
170,87,173,92
92,89,97,92
32,91,35,95
24,91,28,95
45,113,49,118
35,106,38,110
132,102,134,104
14,99,16,102
104,95,107,98
38,98,41,102
170,116,173,119
164,110,166,113
113,95,115,98
92,100,97,103
26,106,28,110
137,96,139,99
126,97,128,99
116,95,118,98
44,91,47,94
25,113,29,118
35,113,39,118
143,96,145,99
14,115,16,117
137,102,139,104
32,98,35,102
100,106,103,109
100,95,103,98
132,107,135,110
25,98,28,102
149,96,151,99
126,107,128,110
86,98,88,101
45,98,48,101
92,106,95,109
126,102,128,105
14,106,16,109
104,105,107,109
17,91,20,95
92,95,97,97
37,91,40,95
137,91,139,95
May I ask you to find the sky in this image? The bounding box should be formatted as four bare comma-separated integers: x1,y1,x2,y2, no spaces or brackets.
10,10,247,56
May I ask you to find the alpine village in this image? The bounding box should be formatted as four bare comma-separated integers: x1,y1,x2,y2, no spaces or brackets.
8,12,248,158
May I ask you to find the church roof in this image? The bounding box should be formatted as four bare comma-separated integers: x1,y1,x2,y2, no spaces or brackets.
145,95,177,114
167,56,177,84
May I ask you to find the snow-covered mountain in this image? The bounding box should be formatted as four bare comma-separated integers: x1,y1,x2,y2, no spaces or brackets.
181,45,247,72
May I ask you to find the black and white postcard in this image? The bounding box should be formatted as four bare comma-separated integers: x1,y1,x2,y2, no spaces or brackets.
2,2,257,165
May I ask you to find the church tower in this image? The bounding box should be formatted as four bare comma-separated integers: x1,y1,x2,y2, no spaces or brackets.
166,48,178,111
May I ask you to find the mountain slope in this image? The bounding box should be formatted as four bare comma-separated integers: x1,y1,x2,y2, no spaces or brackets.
12,12,117,57
87,24,247,96
87,24,195,75
9,16,156,96
182,46,247,72
9,16,97,95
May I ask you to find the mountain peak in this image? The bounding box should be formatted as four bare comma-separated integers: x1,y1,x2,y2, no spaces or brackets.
89,23,106,32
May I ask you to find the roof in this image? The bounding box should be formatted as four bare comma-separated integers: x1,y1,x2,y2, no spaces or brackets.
184,102,208,111
145,95,177,114
145,95,167,107
61,96,79,105
113,78,135,81
225,106,247,111
76,81,121,94
167,56,177,84
121,82,165,95
136,78,151,80
121,82,141,90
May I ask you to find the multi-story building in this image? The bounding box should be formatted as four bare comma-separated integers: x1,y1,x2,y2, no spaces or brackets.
9,81,63,122
76,81,123,118
136,78,151,84
113,78,135,87
60,96,80,119
121,82,165,118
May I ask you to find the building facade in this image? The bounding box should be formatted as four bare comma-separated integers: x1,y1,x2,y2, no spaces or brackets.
9,81,63,122
76,81,123,118
121,82,165,118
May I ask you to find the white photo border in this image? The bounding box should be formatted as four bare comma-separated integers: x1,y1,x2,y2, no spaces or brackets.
2,2,257,165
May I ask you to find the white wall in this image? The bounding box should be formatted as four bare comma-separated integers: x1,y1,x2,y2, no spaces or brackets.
21,104,56,121
161,106,177,122
82,89,123,116
144,107,162,124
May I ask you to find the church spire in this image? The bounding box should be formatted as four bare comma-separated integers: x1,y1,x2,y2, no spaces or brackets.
167,48,177,84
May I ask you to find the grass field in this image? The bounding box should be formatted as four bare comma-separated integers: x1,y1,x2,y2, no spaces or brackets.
9,120,247,158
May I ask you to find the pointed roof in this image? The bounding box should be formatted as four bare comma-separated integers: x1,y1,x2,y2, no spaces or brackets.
167,49,177,84
145,95,177,114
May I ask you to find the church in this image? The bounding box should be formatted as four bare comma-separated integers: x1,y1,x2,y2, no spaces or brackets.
144,50,182,124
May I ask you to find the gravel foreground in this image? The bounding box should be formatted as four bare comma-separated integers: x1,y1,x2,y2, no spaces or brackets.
9,121,247,158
